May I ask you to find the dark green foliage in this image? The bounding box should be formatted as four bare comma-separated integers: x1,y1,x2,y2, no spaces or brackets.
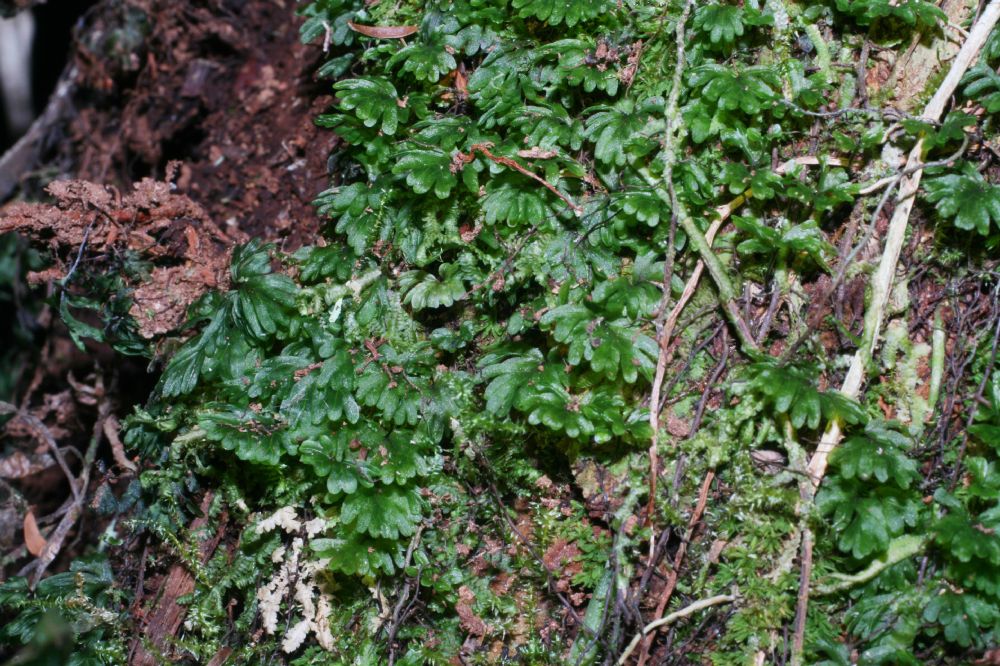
688,64,780,116
901,111,975,152
159,240,296,397
538,304,657,382
510,0,614,28
813,379,1000,657
10,0,1000,662
925,163,1000,236
734,216,834,271
819,479,920,559
694,4,747,44
746,360,867,430
479,345,646,443
842,590,924,664
834,0,945,29
964,63,1000,113
0,556,127,664
134,0,1000,660
831,421,920,487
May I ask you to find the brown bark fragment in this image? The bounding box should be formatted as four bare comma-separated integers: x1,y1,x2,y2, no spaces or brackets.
129,493,227,666
0,173,235,338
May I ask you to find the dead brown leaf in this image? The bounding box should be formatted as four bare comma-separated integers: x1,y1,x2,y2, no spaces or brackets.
23,509,46,556
454,66,467,98
666,412,691,437
618,40,643,87
347,22,418,39
707,539,729,564
542,538,582,574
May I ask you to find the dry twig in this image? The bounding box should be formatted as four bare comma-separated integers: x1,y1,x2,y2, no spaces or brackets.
454,142,582,213
636,470,715,666
646,0,696,535
103,413,138,473
617,594,736,665
0,401,80,502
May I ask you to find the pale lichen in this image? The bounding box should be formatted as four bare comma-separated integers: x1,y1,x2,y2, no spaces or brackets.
254,507,335,653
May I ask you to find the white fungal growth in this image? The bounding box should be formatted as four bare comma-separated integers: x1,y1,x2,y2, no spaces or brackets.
304,517,327,538
313,593,335,650
254,514,335,654
255,506,302,535
256,537,300,634
282,619,312,653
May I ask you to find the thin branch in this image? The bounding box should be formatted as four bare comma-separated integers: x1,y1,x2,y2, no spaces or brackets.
455,142,582,213
617,594,736,665
779,99,935,124
386,526,424,666
636,470,715,666
676,210,759,352
790,527,813,666
103,413,138,473
0,401,80,501
20,382,110,587
646,0,696,536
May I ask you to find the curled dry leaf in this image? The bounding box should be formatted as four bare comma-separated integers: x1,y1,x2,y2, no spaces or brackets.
23,509,46,557
347,22,418,39
707,538,729,564
103,414,138,473
750,449,786,474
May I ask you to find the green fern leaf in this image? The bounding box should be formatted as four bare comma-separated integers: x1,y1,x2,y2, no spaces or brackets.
924,164,1000,235
334,76,405,135
340,484,422,539
511,0,614,27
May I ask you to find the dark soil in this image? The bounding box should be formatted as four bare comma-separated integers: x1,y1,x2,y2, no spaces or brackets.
45,0,335,249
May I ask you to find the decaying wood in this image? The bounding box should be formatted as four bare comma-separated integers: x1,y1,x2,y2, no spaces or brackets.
129,492,228,666
0,172,235,339
883,0,976,110
0,65,75,203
